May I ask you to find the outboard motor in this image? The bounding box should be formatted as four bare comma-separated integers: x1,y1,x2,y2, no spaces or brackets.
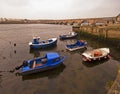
15,60,28,70
23,60,28,67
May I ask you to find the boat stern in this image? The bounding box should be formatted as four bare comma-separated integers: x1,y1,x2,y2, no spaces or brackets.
101,48,110,53
21,66,31,75
29,42,32,46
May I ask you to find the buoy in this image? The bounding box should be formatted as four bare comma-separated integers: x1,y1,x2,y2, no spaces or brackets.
87,58,91,62
107,54,111,58
14,43,16,46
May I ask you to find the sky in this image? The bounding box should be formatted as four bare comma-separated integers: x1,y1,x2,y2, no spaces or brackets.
0,0,120,19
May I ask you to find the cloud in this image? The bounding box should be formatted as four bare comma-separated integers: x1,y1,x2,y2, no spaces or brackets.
0,0,30,7
0,0,119,19
89,0,120,17
66,0,120,18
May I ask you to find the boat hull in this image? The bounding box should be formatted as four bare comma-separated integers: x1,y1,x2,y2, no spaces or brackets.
29,38,57,49
66,40,87,51
59,33,78,40
22,62,63,75
66,45,87,51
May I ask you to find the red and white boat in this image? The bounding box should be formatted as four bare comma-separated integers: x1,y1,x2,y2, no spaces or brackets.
82,48,110,62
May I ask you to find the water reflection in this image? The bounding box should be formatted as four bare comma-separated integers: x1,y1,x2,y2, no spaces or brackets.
0,72,2,88
29,45,57,51
59,39,77,44
14,50,16,54
82,59,109,68
22,64,66,81
29,45,57,58
29,49,41,57
66,47,87,55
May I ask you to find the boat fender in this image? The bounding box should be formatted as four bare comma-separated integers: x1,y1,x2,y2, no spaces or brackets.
107,54,111,58
87,58,91,62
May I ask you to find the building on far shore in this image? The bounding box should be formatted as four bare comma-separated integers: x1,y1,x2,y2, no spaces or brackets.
95,22,105,26
116,14,120,23
80,20,91,26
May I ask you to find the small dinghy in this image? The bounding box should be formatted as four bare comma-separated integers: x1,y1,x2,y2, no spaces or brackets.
82,48,110,62
21,52,66,75
66,40,87,51
29,36,57,49
59,32,78,40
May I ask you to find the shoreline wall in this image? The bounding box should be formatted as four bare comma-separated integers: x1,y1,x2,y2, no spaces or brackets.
73,25,120,48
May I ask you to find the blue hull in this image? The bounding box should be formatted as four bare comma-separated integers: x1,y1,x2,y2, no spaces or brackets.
22,63,63,75
30,38,57,49
66,40,87,51
22,64,66,80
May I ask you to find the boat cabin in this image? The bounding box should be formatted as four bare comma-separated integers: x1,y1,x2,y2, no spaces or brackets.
46,52,60,64
31,52,61,68
32,37,40,44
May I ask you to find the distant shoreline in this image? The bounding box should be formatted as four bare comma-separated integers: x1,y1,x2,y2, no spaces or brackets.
0,13,119,25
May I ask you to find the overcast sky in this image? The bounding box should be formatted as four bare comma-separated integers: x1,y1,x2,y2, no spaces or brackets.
0,0,120,19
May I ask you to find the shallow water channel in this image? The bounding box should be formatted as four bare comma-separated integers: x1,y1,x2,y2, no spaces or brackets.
0,24,119,94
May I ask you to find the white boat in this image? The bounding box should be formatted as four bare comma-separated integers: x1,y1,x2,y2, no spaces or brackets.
82,48,110,62
59,32,78,40
29,36,57,49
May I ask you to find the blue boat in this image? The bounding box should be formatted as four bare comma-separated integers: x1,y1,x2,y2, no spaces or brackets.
66,40,87,51
21,52,66,75
29,36,57,49
59,32,78,40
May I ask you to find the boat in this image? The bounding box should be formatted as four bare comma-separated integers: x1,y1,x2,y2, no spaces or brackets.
21,52,66,75
59,32,78,40
29,36,57,49
66,40,87,51
82,48,110,62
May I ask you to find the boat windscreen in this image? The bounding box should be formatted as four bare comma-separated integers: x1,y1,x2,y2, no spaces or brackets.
47,52,59,60
33,38,39,44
